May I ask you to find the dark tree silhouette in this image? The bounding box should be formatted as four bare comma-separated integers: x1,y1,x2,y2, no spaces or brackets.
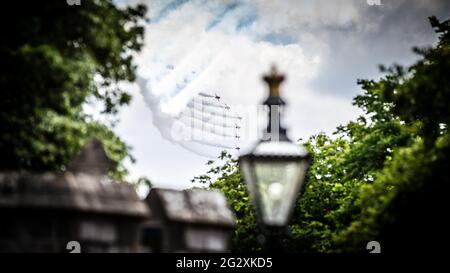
0,1,146,179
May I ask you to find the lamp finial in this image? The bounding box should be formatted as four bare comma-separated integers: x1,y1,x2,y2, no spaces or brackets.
263,65,285,97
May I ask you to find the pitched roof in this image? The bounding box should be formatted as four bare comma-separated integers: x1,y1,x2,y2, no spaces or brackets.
68,138,113,176
0,139,149,218
146,188,235,227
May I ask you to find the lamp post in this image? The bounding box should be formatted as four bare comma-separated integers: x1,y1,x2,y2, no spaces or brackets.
239,66,310,252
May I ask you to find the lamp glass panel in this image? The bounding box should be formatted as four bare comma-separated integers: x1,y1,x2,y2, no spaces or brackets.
253,160,308,226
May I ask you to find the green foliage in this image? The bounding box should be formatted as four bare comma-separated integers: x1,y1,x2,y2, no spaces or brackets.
192,151,261,252
194,16,450,252
0,1,147,179
334,16,450,252
36,111,133,179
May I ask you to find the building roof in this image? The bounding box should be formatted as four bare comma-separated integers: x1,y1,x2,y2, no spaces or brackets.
0,139,149,218
68,138,113,176
146,188,235,227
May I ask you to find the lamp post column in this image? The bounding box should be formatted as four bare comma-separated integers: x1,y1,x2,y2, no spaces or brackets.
239,65,311,254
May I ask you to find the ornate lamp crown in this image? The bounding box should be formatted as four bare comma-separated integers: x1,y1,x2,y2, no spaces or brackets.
263,65,285,98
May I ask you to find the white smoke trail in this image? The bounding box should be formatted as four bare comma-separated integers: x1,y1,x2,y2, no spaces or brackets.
137,75,241,158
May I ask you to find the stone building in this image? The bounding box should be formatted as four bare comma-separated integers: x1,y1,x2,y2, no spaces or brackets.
143,188,236,253
0,139,236,253
0,139,149,253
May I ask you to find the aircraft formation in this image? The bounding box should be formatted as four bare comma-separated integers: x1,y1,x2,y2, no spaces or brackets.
180,91,242,151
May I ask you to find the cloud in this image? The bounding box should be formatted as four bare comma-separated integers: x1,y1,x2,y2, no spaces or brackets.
135,0,323,158
112,0,449,188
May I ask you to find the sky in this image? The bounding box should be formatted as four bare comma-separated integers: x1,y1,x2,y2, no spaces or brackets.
108,0,450,190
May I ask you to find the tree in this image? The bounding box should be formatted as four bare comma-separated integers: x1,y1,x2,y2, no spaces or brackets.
193,16,450,253
192,151,261,252
334,16,450,253
0,1,147,179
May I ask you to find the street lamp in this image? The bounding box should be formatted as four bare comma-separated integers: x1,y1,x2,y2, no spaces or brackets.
239,66,310,231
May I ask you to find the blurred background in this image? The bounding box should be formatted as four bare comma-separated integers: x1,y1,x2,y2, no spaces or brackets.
0,0,449,253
